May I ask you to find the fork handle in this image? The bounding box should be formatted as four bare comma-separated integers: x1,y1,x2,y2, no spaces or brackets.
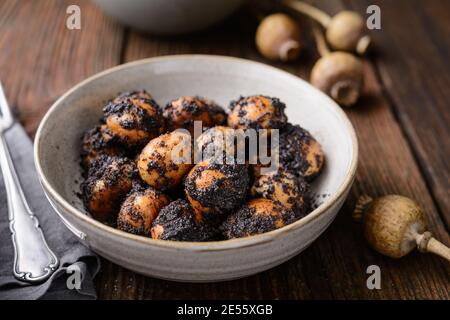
0,133,58,283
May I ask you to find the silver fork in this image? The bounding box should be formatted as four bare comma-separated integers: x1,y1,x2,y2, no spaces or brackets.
0,83,58,283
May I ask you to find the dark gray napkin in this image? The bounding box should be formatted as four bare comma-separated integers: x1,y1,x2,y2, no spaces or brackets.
0,123,100,300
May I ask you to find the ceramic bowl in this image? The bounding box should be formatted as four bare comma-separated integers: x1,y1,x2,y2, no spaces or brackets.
34,55,358,282
93,0,245,35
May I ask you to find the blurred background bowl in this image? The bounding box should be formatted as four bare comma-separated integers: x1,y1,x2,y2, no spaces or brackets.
93,0,245,35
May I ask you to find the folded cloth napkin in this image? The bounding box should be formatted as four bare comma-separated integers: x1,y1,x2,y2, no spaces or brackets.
0,123,100,300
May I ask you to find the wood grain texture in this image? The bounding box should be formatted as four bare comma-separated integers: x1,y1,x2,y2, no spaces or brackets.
0,0,124,136
0,0,448,300
345,0,450,229
95,3,449,300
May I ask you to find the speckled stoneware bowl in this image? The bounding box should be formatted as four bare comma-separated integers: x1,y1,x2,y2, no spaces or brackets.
35,55,358,282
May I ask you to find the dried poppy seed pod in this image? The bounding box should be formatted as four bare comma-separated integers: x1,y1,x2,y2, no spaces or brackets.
256,13,302,62
309,23,364,107
326,11,370,55
310,51,363,107
354,194,450,262
283,0,370,55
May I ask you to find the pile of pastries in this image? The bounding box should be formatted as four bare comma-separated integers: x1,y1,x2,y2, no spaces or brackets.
80,91,324,241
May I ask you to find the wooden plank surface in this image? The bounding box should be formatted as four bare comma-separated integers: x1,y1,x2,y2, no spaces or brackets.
0,0,448,299
0,0,124,136
97,2,449,299
346,0,450,228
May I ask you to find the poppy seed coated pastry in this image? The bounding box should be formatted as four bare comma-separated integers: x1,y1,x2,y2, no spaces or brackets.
163,96,226,134
151,199,218,241
117,187,170,236
279,123,324,181
81,124,123,168
223,198,297,239
228,95,287,131
82,155,137,222
250,168,308,214
103,90,165,148
137,130,193,191
80,91,325,242
184,159,249,219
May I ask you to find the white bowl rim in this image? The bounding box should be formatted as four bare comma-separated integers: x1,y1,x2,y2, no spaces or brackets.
34,54,358,251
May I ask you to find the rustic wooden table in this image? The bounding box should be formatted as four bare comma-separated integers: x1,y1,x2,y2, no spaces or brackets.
0,0,448,299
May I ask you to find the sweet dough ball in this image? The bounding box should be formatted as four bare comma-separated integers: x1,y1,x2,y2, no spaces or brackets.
250,169,308,212
82,155,137,222
137,131,193,190
228,95,287,130
151,199,217,241
163,96,226,133
117,187,170,236
103,91,165,147
81,125,122,168
223,198,297,239
251,163,272,180
279,123,324,181
184,160,249,219
248,134,280,179
196,126,246,163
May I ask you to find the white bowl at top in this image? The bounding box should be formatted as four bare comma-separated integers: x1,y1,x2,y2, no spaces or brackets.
34,55,358,282
93,0,245,35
